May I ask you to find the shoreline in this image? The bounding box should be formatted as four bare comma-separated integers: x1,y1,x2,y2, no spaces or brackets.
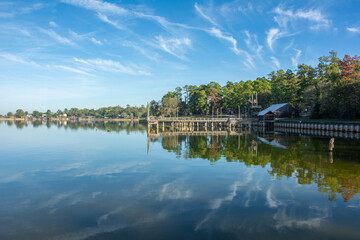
0,117,142,122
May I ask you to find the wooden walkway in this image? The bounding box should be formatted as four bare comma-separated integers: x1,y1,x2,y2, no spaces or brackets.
147,117,252,134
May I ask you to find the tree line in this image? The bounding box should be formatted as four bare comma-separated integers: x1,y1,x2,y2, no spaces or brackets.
150,51,360,119
5,105,147,119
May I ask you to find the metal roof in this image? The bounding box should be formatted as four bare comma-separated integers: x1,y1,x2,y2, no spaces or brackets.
257,103,288,116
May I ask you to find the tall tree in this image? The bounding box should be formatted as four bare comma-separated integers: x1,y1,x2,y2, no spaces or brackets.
16,109,25,117
208,88,221,116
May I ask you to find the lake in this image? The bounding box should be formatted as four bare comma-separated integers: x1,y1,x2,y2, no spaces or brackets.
0,120,360,240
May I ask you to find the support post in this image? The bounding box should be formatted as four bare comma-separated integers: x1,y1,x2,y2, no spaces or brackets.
329,138,335,152
147,102,150,121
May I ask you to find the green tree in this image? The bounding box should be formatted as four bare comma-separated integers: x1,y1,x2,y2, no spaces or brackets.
45,109,52,118
149,100,161,116
16,109,25,118
32,111,42,118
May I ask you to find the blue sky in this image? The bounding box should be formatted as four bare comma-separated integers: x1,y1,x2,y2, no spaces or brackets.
0,0,359,113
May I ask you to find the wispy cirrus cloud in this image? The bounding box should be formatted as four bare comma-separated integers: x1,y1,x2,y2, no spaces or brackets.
62,0,192,34
0,2,44,18
55,65,92,76
219,1,255,19
244,30,263,58
273,6,331,30
49,21,58,28
61,0,128,15
291,48,302,68
0,52,39,67
91,37,102,45
208,28,254,69
346,27,360,33
194,3,219,27
207,28,238,53
73,57,151,75
267,28,282,51
121,41,159,62
271,56,280,69
41,29,75,46
155,36,192,60
96,12,125,30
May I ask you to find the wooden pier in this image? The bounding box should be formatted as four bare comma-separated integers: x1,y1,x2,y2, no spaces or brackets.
147,117,252,134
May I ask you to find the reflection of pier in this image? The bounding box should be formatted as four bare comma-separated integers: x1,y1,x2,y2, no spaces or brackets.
146,123,251,154
159,130,243,136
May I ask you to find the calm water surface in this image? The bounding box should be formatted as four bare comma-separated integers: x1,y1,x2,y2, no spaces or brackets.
0,120,360,240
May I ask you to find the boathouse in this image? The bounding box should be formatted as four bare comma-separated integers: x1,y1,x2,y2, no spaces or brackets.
257,103,299,119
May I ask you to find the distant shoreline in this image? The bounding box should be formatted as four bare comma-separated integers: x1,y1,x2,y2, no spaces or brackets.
1,117,359,124
0,117,142,122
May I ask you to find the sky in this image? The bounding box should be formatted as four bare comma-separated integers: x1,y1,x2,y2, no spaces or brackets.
0,0,359,114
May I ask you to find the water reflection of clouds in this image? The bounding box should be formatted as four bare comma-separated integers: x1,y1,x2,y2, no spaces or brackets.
266,185,280,208
267,182,332,231
157,178,192,201
273,205,330,230
196,168,256,231
0,160,149,184
74,161,150,177
244,175,263,207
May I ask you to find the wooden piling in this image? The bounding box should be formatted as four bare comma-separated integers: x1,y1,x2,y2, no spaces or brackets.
329,138,335,152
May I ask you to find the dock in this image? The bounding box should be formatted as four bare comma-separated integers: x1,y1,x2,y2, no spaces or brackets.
146,117,252,134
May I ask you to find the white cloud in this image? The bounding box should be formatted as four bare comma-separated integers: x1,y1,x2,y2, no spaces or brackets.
73,57,151,75
283,39,294,52
73,57,90,65
237,2,254,14
96,13,125,30
0,2,44,18
208,27,254,69
219,2,255,18
271,56,280,69
346,27,360,33
291,49,302,68
121,41,159,62
267,28,282,51
41,29,75,46
63,0,195,34
273,6,330,30
49,21,58,28
61,0,128,15
244,30,263,58
208,27,238,51
0,52,39,67
156,36,192,60
91,37,102,45
55,65,92,76
194,3,219,27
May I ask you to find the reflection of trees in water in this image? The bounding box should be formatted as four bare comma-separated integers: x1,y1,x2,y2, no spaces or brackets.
9,120,147,133
59,121,147,133
14,121,26,129
161,135,223,161
161,136,186,157
161,134,360,202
